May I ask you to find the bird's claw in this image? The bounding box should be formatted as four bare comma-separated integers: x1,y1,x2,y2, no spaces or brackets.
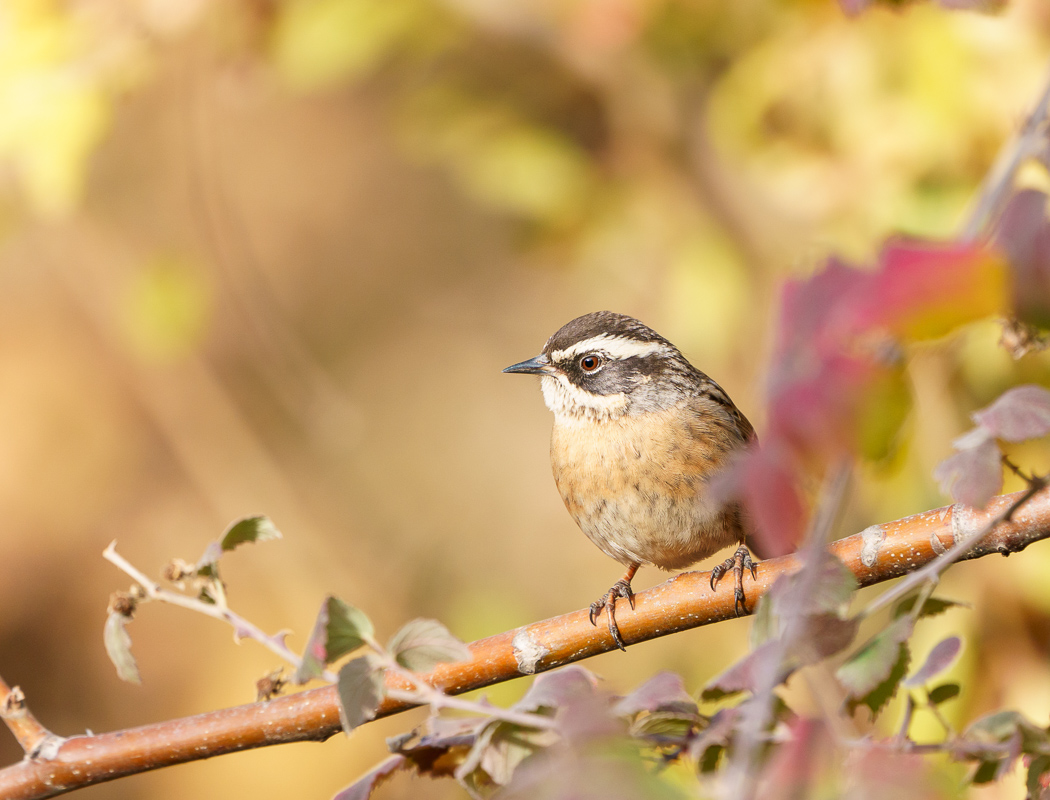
710,545,758,617
589,578,635,651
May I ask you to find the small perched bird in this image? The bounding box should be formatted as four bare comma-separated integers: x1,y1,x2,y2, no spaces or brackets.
504,311,759,650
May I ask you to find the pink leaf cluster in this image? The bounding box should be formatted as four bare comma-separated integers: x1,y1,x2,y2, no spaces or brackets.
742,241,1004,554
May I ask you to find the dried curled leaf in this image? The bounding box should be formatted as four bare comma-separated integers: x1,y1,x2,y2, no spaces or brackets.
104,611,141,685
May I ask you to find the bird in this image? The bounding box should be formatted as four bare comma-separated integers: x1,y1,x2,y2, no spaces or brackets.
503,311,759,650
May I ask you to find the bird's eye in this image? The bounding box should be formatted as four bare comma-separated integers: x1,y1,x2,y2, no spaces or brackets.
579,354,602,372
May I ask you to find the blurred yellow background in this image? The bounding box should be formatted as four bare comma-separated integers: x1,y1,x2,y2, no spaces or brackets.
1,0,1050,798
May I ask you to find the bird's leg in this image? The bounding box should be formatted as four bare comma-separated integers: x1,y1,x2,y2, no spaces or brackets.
589,563,639,651
710,545,758,616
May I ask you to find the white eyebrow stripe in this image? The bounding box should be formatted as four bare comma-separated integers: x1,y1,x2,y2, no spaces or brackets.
551,334,671,363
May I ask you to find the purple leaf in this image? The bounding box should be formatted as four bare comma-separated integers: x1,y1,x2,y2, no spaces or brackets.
904,636,962,688
933,429,1002,509
515,666,599,712
613,672,696,717
332,755,406,800
103,611,141,684
973,385,1050,442
387,618,471,673
336,656,385,733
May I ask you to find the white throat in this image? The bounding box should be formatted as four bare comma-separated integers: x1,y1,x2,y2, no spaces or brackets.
540,373,627,424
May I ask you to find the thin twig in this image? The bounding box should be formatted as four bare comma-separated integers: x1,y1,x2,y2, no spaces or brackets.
0,678,63,759
107,543,557,733
103,542,329,680
960,57,1050,243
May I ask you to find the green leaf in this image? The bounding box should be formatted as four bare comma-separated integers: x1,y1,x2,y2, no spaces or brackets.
195,516,283,575
972,759,1002,785
928,683,960,705
388,618,471,673
893,595,965,620
1026,754,1050,798
698,744,724,774
853,643,910,717
295,596,373,684
104,611,141,684
219,516,282,552
837,616,914,699
337,656,385,733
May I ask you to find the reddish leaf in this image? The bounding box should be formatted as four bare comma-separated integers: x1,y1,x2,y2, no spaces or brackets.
904,636,962,688
996,189,1050,328
860,241,1006,342
973,385,1050,442
332,755,406,800
933,429,1002,509
774,258,873,358
741,444,807,558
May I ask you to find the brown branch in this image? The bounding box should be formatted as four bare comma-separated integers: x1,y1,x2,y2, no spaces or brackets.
1,487,1049,799
0,679,62,761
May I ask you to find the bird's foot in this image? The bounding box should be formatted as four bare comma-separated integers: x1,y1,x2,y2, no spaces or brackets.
710,545,758,616
589,566,638,651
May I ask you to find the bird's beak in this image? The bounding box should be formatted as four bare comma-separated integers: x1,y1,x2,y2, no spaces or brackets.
502,353,555,375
